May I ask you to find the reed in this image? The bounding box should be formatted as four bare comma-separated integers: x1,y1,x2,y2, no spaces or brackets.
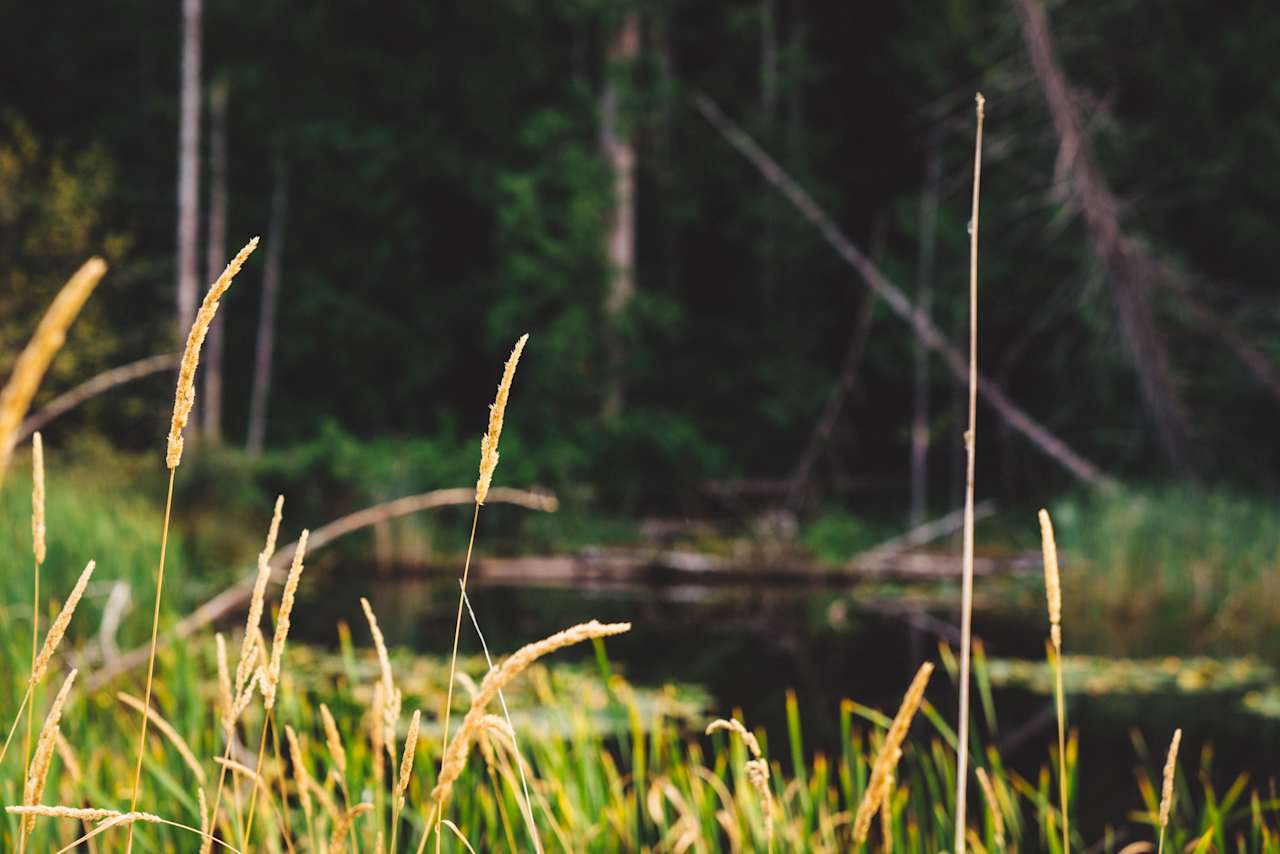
1157,728,1181,854
434,333,529,850
1040,508,1069,852
0,257,107,486
953,92,985,854
127,237,259,854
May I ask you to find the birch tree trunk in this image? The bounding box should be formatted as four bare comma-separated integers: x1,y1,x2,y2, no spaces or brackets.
246,161,287,455
201,78,228,445
600,10,640,420
175,0,202,340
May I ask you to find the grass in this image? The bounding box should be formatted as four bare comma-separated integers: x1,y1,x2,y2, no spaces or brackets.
7,178,1280,851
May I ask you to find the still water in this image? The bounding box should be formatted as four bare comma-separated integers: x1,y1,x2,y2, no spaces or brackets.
296,567,1279,840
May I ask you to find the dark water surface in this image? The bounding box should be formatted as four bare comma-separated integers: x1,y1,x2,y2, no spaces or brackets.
295,567,1280,841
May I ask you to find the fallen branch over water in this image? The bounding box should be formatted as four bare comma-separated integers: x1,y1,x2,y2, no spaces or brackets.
84,486,557,692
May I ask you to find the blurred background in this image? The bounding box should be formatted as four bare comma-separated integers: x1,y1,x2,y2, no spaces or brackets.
4,0,1280,837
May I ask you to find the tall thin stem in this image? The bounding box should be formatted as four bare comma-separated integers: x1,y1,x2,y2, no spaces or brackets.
243,708,272,843
1054,646,1068,852
953,92,985,854
424,503,481,854
125,467,177,853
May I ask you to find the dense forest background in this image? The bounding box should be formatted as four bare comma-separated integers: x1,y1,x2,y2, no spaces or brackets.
4,0,1280,523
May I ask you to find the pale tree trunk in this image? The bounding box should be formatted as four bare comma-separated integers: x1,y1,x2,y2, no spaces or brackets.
201,78,228,445
246,161,288,456
910,131,943,527
175,0,202,340
600,10,640,420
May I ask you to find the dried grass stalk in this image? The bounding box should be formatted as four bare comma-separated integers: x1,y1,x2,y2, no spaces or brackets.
32,432,46,565
215,633,233,729
31,561,94,686
706,717,773,841
1158,728,1182,852
166,238,258,469
24,669,77,832
262,529,307,710
371,681,386,784
431,620,630,806
238,495,284,696
329,803,373,854
853,662,934,844
975,766,1005,849
395,709,421,810
475,333,529,505
117,691,207,785
320,703,347,776
359,596,401,756
0,258,107,484
1039,509,1062,651
9,805,130,822
53,731,81,783
284,724,313,822
198,787,212,854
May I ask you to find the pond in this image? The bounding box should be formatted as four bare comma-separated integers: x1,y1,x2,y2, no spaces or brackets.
294,563,1280,841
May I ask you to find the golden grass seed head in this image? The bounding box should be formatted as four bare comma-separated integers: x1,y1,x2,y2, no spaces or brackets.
475,333,528,505
24,668,77,831
31,560,94,686
0,257,106,486
238,495,284,695
395,709,421,810
166,237,258,469
1160,728,1182,829
431,620,630,806
1039,508,1062,650
285,724,314,822
32,431,46,566
320,702,347,776
263,528,307,710
852,662,934,844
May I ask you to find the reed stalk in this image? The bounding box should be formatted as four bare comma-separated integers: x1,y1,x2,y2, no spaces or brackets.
954,92,985,854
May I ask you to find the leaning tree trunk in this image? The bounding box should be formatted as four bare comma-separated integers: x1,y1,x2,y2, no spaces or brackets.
600,9,640,420
1014,0,1194,472
201,77,228,445
246,161,288,456
175,0,202,342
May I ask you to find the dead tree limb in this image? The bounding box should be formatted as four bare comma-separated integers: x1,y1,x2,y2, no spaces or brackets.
1011,0,1280,472
693,93,1118,490
15,354,179,443
83,485,557,691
